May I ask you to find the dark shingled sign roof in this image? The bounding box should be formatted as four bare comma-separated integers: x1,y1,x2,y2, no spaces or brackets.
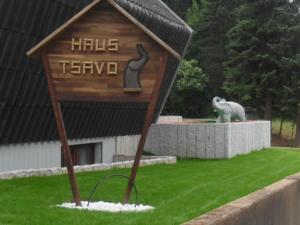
0,0,192,144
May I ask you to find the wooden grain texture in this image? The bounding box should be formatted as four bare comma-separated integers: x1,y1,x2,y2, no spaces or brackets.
42,52,82,206
26,0,181,59
45,2,166,102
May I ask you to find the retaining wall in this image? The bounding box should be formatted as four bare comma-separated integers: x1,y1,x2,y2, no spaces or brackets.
145,121,271,159
184,172,300,225
0,156,176,180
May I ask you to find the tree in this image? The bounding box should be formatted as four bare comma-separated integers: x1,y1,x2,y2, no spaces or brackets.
282,56,300,143
163,60,208,117
283,0,300,145
163,0,193,20
223,0,298,120
186,0,240,116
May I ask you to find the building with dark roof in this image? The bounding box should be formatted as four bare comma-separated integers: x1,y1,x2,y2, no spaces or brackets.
0,0,192,172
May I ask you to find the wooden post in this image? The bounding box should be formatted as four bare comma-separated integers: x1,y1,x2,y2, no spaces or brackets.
42,52,82,206
124,52,169,203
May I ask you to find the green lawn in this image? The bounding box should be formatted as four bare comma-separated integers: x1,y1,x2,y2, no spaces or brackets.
272,118,295,139
1,148,300,225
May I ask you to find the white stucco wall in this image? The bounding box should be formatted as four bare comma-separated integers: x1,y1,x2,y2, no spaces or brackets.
0,135,140,172
0,141,61,172
116,135,140,156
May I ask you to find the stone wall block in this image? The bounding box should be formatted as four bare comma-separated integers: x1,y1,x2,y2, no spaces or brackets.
230,124,238,157
145,121,271,160
168,124,178,156
245,122,249,153
144,127,153,152
240,123,247,154
178,125,187,158
215,124,225,159
255,122,261,150
264,121,271,148
150,124,160,155
159,125,170,155
187,125,197,158
224,123,231,158
205,124,215,159
196,125,206,158
254,123,261,150
247,123,253,153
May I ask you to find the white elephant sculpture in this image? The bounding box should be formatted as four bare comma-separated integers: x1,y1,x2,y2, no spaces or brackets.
212,96,246,123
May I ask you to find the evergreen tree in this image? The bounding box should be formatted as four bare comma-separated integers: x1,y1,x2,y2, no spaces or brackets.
224,0,299,120
163,0,193,20
187,0,239,115
280,0,300,145
282,56,300,144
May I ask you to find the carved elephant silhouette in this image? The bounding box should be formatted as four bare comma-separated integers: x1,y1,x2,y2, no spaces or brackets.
124,44,149,92
212,96,246,123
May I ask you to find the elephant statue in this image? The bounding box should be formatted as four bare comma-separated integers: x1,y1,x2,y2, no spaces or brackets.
212,96,246,123
124,44,149,92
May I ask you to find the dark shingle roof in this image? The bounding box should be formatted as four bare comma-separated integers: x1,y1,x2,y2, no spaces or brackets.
116,0,188,28
0,0,192,144
115,0,192,54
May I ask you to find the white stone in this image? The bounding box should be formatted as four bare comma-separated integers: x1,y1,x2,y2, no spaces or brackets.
57,201,154,213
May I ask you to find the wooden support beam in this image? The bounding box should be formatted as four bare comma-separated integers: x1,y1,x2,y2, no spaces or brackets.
123,52,169,203
42,52,82,206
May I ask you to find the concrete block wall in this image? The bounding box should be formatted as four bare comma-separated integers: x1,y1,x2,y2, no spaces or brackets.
157,116,183,124
184,172,300,225
145,121,271,159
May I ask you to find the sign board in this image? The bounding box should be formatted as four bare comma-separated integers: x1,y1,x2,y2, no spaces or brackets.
27,0,181,206
28,0,180,102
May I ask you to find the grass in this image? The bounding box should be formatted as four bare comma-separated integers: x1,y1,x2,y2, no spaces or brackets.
272,118,295,139
1,148,300,225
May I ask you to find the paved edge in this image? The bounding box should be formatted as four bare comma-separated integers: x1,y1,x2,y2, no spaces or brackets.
0,156,177,180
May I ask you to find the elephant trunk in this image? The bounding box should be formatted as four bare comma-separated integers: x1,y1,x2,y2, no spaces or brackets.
137,44,149,65
212,96,224,112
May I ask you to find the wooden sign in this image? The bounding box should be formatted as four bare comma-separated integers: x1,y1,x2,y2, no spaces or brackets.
29,0,180,103
27,0,181,206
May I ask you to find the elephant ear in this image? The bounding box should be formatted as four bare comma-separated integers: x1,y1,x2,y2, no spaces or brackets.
218,102,232,114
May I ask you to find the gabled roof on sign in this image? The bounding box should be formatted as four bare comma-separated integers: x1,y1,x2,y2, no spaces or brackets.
26,0,185,59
